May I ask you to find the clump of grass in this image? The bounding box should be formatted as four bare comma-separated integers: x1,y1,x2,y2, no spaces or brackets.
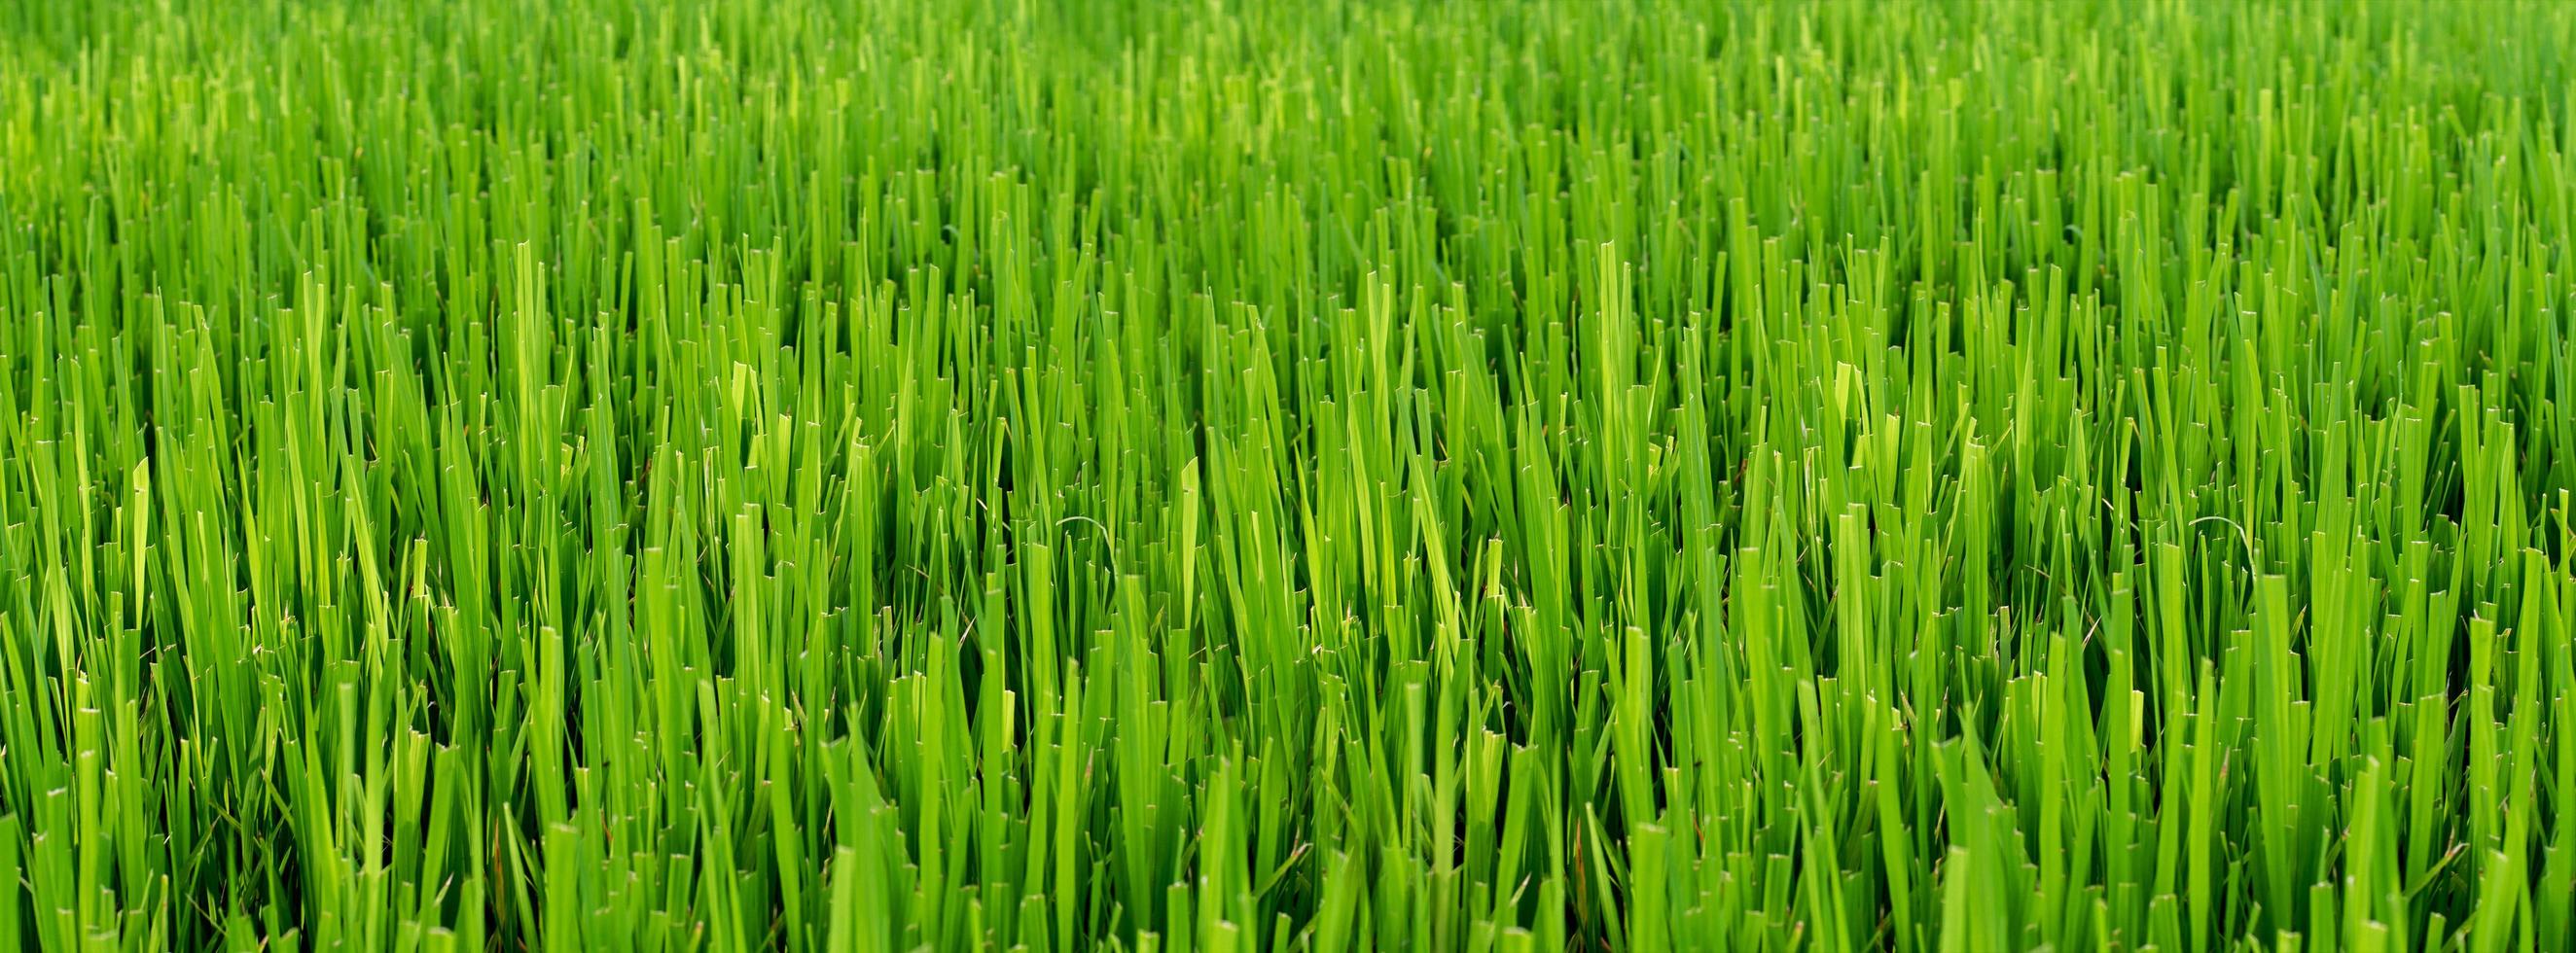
4,0,2575,950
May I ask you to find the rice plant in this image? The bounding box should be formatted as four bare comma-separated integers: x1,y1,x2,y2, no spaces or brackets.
3,0,2574,950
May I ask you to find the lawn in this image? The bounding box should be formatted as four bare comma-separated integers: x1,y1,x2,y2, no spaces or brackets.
2,0,2573,950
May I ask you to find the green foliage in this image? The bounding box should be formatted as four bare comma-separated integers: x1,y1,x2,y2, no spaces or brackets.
4,0,2575,949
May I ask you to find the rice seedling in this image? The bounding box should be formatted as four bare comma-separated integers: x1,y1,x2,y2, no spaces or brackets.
3,0,2574,949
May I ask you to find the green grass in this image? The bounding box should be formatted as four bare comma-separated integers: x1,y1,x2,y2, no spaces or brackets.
3,0,2575,949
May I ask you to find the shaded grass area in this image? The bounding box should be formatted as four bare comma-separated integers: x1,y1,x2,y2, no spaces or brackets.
4,0,2576,949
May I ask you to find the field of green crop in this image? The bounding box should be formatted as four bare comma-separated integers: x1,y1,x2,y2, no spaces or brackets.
5,0,2575,950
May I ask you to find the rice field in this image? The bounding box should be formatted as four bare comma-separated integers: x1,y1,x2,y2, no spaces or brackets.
4,1,2575,950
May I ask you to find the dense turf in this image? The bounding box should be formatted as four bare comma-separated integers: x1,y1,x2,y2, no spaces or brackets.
5,0,2576,950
